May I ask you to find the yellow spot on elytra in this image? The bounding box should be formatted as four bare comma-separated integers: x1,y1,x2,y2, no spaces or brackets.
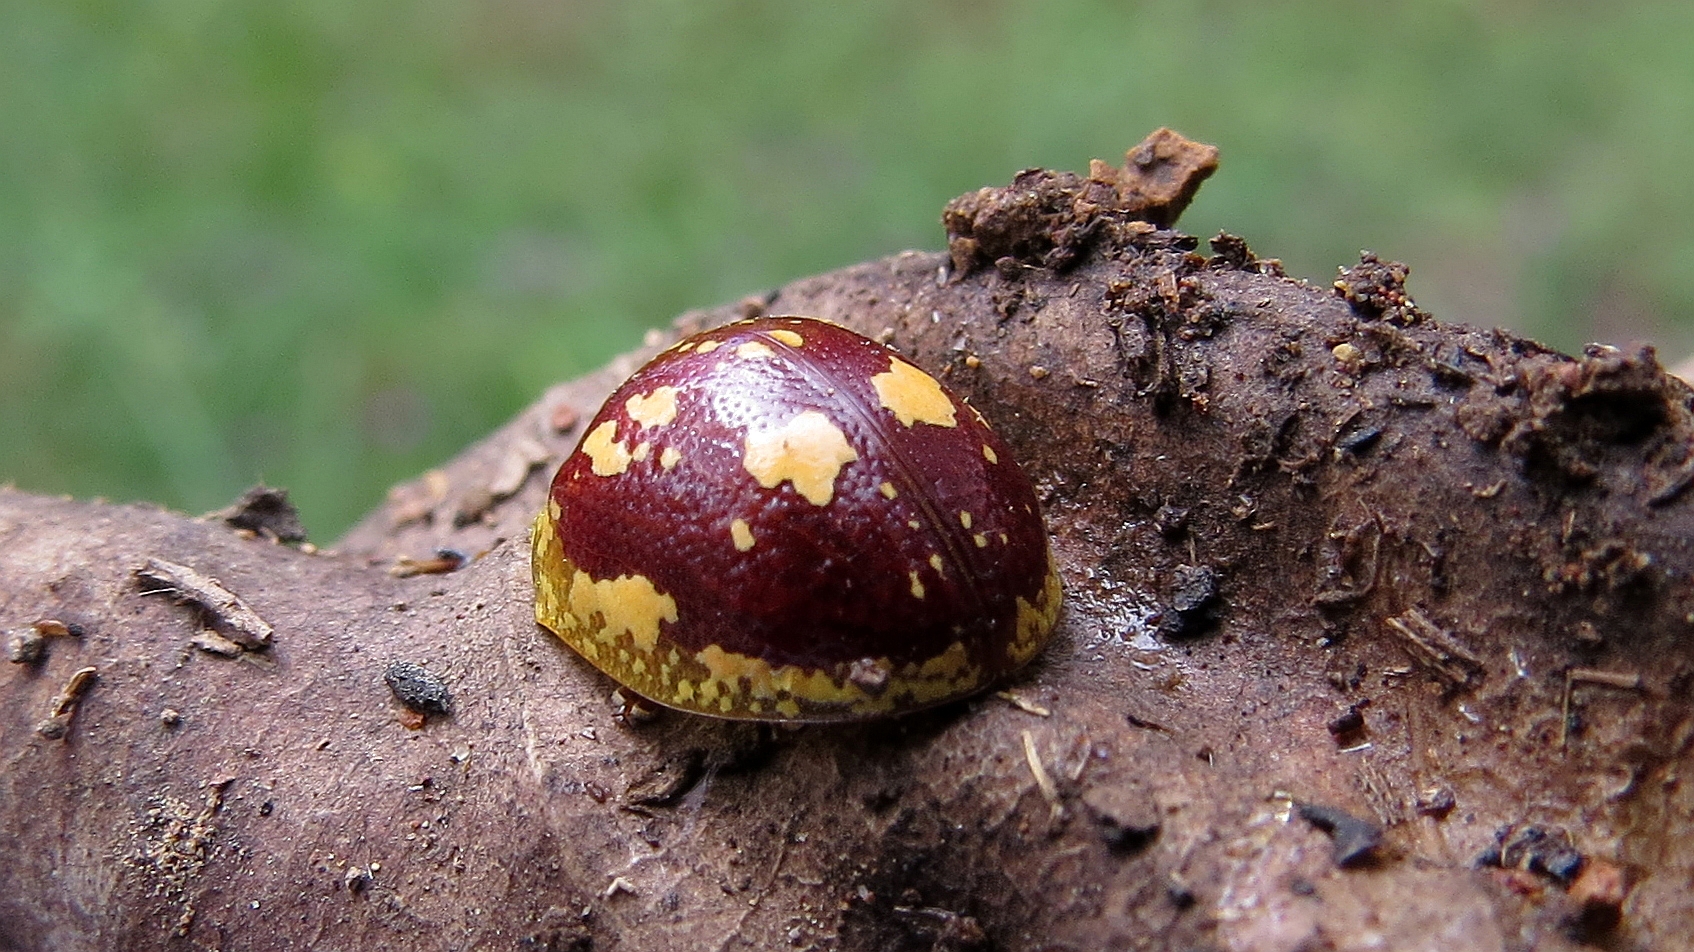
736,341,774,359
909,571,925,599
983,444,998,464
659,446,682,470
928,553,944,573
731,518,755,552
908,519,922,530
582,420,632,476
959,511,973,529
566,569,678,653
871,358,957,428
697,339,722,354
632,441,651,462
999,532,1009,544
742,410,858,506
880,482,898,499
625,386,679,428
776,699,800,718
767,329,804,347
974,533,989,548
676,680,696,702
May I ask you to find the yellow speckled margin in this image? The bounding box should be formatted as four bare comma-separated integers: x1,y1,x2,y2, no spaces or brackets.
1010,554,1064,667
533,505,1063,722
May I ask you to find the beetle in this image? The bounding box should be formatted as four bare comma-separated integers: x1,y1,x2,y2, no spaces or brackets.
532,316,1060,721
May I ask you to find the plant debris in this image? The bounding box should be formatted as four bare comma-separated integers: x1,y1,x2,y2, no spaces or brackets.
1295,801,1383,867
389,548,468,578
204,485,308,544
7,619,84,666
1383,608,1482,687
34,666,97,739
135,557,274,651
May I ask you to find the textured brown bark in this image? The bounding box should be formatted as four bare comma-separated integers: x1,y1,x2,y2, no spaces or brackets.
3,134,1692,952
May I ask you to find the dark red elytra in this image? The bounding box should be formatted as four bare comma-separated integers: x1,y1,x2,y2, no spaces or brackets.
532,316,1061,721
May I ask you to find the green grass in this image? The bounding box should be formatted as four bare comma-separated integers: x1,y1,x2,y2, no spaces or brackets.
4,0,1692,538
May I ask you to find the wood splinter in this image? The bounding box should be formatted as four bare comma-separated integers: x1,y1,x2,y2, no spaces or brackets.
389,548,469,578
1560,667,1646,749
135,557,274,651
1022,730,1063,821
1383,608,1482,686
35,666,98,739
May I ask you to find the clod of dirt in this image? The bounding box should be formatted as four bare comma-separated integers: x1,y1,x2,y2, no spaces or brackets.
1325,703,1367,742
942,127,1218,276
1333,251,1429,325
7,629,45,665
1156,564,1221,640
383,661,453,717
1152,503,1191,539
1486,343,1694,503
1206,232,1284,276
1414,786,1456,818
1477,824,1585,885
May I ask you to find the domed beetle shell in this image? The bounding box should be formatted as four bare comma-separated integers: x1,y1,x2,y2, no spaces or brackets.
532,316,1061,721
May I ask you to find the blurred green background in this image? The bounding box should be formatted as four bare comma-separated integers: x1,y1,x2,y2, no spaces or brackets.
4,1,1692,539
